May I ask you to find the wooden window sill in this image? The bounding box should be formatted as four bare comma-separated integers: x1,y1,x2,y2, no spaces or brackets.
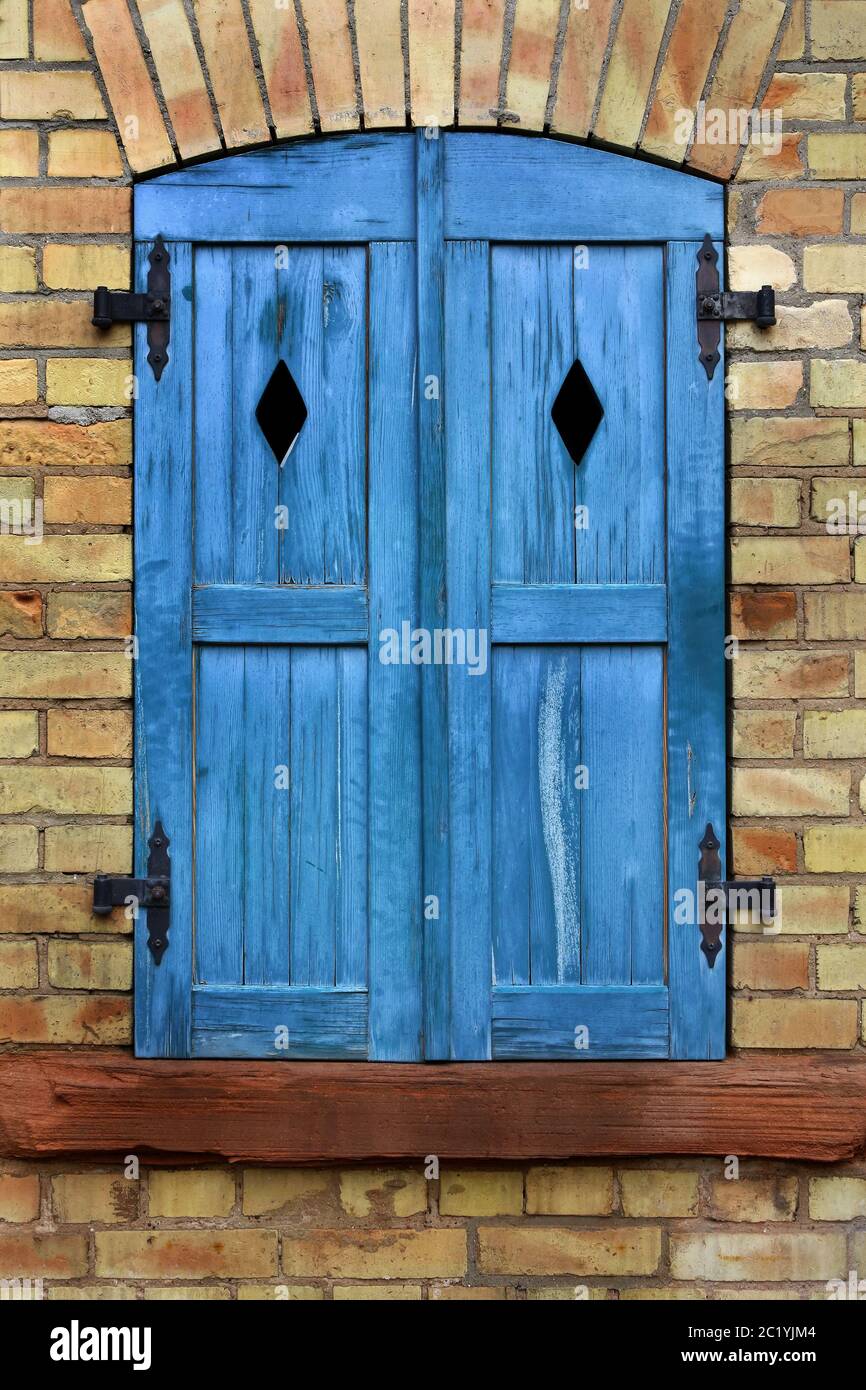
1,1053,864,1164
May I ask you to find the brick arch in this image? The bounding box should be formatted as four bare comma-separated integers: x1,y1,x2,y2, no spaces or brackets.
80,0,789,181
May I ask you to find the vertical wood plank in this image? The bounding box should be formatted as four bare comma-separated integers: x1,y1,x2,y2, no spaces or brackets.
445,239,491,1057
492,244,574,584
231,247,280,584
580,646,664,986
289,647,338,986
193,247,233,584
368,241,423,1059
194,647,245,985
277,246,366,584
666,239,727,1058
492,646,532,986
134,241,193,1056
336,647,368,989
573,244,665,585
242,647,290,984
416,131,451,1058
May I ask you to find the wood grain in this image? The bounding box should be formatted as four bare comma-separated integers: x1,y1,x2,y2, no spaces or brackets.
1,1054,864,1164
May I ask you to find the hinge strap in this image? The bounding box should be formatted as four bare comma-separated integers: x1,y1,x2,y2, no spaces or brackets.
91,235,171,381
695,234,776,381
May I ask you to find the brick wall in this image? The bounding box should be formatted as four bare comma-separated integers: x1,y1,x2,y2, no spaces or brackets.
0,0,865,1299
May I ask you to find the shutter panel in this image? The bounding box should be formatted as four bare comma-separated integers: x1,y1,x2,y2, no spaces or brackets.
134,133,725,1060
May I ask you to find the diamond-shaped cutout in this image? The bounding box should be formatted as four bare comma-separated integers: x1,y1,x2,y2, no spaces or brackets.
255,360,308,466
551,358,604,468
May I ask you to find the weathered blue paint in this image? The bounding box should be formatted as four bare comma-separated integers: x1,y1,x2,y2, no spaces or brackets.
135,134,725,1060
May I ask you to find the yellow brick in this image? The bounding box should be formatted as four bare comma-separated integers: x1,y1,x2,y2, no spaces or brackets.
1,420,131,469
148,1170,236,1219
670,1232,845,1281
0,651,130,699
728,301,851,353
812,2,866,59
0,937,39,988
353,0,407,128
733,650,848,700
0,359,37,405
46,359,132,407
0,187,130,235
812,360,866,409
242,1169,332,1216
730,416,849,470
857,421,866,468
477,1226,661,1277
731,941,810,990
144,1285,232,1300
854,194,866,236
779,0,804,58
47,709,132,759
0,995,131,1045
0,766,132,816
737,133,804,182
0,535,131,583
732,710,796,759
804,592,866,641
732,767,849,817
0,71,105,121
859,539,866,583
0,884,130,935
0,245,37,292
34,0,89,58
806,825,866,873
43,476,132,525
726,362,802,411
236,1284,323,1300
812,476,866,523
85,0,176,172
43,244,129,292
756,886,849,937
505,0,564,130
333,1283,423,1301
809,134,866,179
95,1230,276,1278
47,130,123,178
816,944,866,991
47,1284,137,1300
764,71,846,120
729,478,800,526
0,0,29,58
283,1229,466,1279
0,1232,87,1278
47,592,132,641
730,536,849,585
0,824,39,873
0,299,128,350
687,0,786,179
408,0,456,128
141,0,225,155
0,1172,40,1223
620,1170,699,1218
728,245,796,291
44,824,132,874
339,1168,427,1218
439,1169,522,1216
804,246,866,294
804,709,866,759
594,0,672,148
855,76,866,123
0,711,39,758
732,996,858,1049
430,1284,507,1300
192,0,270,146
52,1173,139,1225
0,129,39,178
525,1165,613,1216
0,590,42,639
47,939,132,990
809,1176,866,1220
707,1175,798,1222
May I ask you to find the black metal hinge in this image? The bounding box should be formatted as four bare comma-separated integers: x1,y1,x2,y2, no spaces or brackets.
696,234,776,381
92,235,170,381
93,821,171,965
697,823,776,969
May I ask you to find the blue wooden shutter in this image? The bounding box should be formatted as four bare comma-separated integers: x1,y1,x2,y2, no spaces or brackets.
133,133,725,1060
